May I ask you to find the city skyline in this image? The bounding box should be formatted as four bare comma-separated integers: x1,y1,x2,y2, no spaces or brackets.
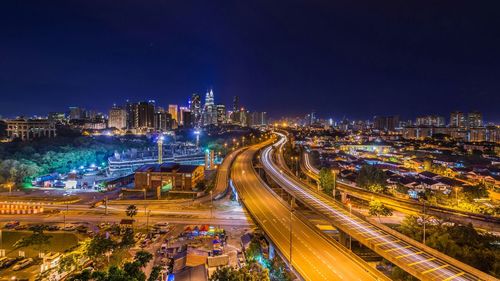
1,1,500,121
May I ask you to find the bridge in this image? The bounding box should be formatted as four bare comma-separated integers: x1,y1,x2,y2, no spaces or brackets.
231,138,388,281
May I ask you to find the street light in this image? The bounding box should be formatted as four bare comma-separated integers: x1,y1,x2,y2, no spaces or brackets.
210,190,213,219
454,186,459,205
289,198,295,271
348,203,352,251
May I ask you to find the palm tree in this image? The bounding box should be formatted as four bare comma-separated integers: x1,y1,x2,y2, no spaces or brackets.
126,204,138,220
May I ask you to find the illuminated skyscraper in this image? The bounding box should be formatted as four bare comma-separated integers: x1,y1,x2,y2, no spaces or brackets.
108,105,127,129
189,93,202,128
168,104,178,123
450,111,466,128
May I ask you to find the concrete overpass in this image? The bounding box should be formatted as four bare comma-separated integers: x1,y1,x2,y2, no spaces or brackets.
260,133,496,281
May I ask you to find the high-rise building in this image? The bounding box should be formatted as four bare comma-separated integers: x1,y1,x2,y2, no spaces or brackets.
450,111,466,128
415,115,445,127
189,93,202,128
132,101,155,131
68,107,84,120
249,112,267,126
203,90,217,126
154,111,172,131
48,112,66,123
182,110,193,128
233,96,239,113
108,106,127,129
168,104,178,122
216,104,226,125
179,106,189,126
373,115,399,131
468,111,482,128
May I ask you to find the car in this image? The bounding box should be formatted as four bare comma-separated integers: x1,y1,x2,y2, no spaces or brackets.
13,258,33,271
76,225,88,233
14,224,28,231
4,221,20,229
47,225,60,231
63,225,76,231
0,258,18,269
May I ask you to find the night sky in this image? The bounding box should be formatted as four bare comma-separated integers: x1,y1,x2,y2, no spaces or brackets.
1,1,500,121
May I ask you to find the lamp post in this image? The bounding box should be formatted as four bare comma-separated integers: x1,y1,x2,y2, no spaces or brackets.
454,187,459,205
348,203,352,250
289,198,295,271
210,191,213,219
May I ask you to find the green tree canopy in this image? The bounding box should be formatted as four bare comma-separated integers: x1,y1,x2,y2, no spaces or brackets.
356,165,387,191
319,168,335,195
368,200,393,222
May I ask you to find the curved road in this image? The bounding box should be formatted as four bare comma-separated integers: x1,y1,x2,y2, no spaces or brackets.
262,133,496,281
231,139,383,281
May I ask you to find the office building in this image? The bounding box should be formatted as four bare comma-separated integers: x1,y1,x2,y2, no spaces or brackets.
216,104,226,125
179,106,189,126
168,104,178,122
68,107,84,120
189,93,202,128
154,111,172,132
203,90,217,126
108,106,127,129
132,101,155,132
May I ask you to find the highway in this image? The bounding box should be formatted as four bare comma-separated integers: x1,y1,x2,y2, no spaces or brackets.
231,139,385,281
261,133,496,281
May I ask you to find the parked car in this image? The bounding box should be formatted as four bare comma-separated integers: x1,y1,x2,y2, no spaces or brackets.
13,258,33,271
14,224,28,231
47,225,60,231
4,221,20,229
0,258,18,269
63,225,76,231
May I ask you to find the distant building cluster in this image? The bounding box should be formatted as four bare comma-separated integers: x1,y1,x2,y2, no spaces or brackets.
278,110,499,144
1,89,268,140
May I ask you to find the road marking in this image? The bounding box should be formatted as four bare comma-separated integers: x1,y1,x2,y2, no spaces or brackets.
385,245,411,253
375,239,399,246
395,251,423,259
408,257,435,266
366,234,391,241
421,264,449,275
442,272,465,281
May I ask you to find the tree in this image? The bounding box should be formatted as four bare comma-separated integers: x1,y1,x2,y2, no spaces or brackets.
126,204,138,220
86,235,116,262
134,250,153,267
319,168,335,195
14,224,52,254
356,165,387,191
148,266,162,281
462,183,489,201
120,228,135,248
209,266,241,281
368,200,393,223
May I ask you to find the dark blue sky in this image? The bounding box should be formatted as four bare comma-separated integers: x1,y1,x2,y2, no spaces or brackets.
1,1,499,121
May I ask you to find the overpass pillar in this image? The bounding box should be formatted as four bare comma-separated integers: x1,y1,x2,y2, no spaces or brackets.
341,191,347,202
338,229,349,248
